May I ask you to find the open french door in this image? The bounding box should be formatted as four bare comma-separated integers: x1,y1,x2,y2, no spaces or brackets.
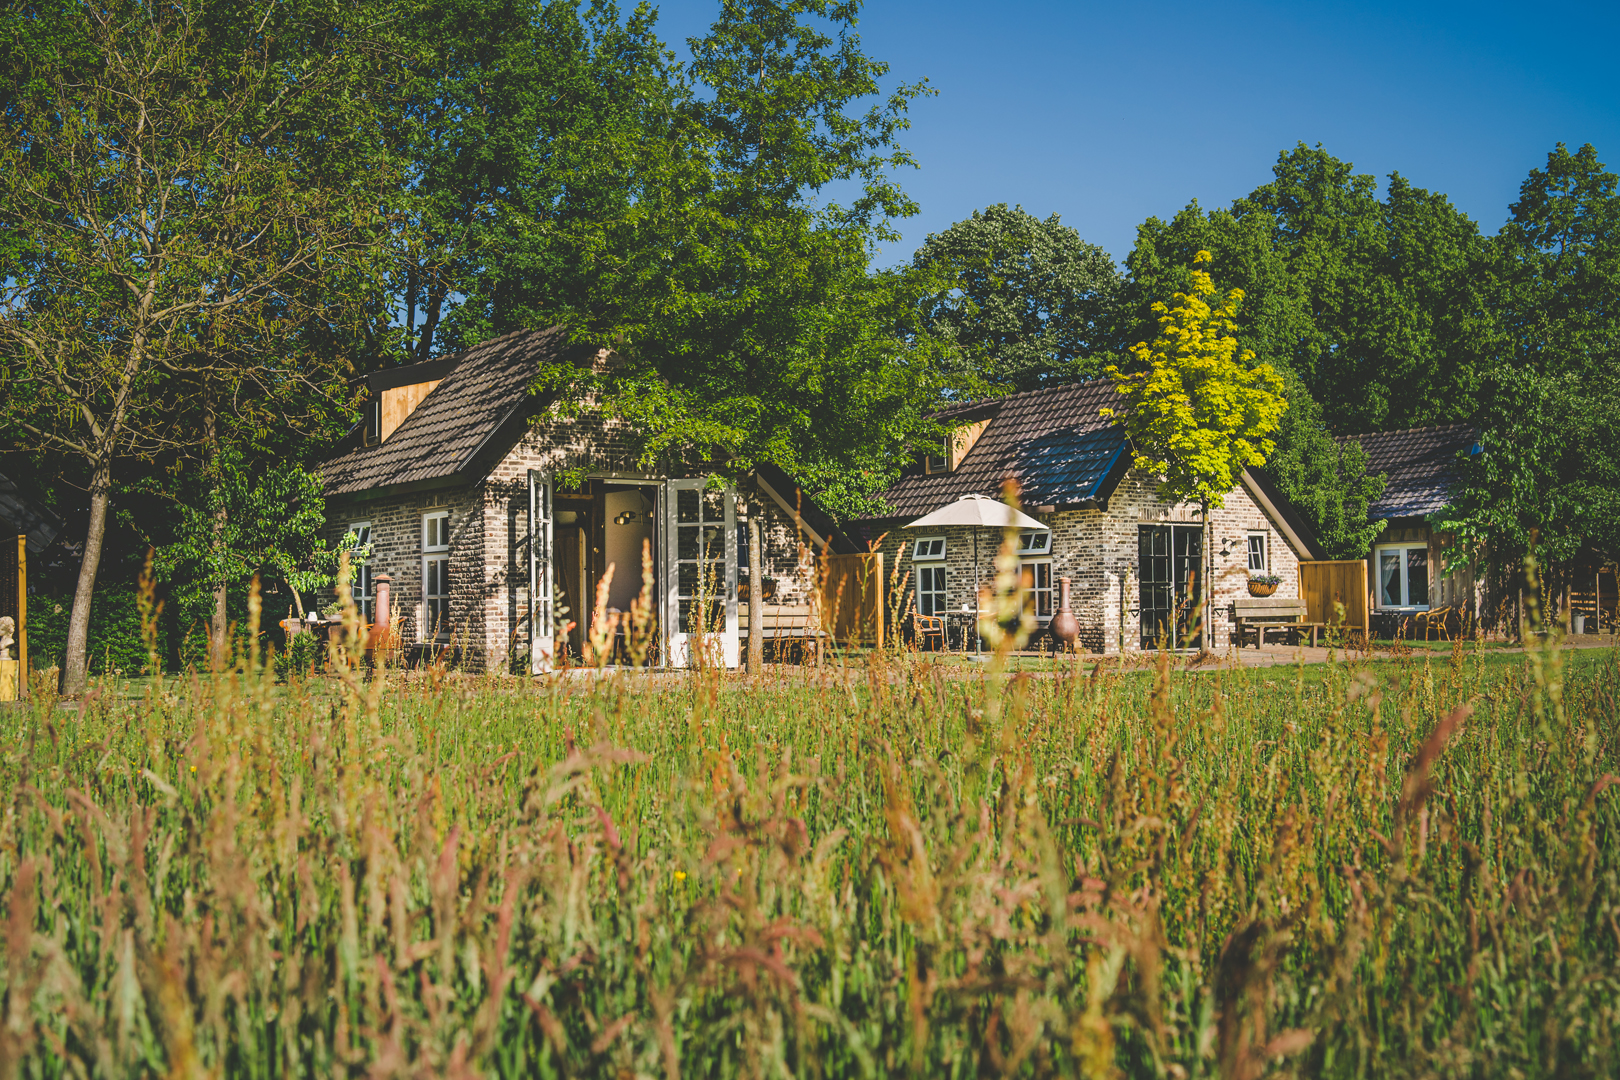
664,478,738,668
528,470,554,674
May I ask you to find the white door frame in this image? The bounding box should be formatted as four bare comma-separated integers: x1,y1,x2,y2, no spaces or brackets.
528,469,554,674
663,478,738,668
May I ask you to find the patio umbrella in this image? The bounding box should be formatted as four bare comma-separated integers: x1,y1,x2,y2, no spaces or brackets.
904,494,1049,644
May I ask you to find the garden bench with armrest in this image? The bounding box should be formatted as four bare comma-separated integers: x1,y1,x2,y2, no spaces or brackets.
1230,597,1323,649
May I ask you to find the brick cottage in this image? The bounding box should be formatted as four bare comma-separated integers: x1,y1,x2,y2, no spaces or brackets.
852,382,1325,653
318,327,851,672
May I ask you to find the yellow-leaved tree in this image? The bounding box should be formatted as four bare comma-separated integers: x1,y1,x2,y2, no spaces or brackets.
1105,250,1286,507
1104,249,1285,647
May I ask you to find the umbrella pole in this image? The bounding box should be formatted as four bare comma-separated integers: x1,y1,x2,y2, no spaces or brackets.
974,530,980,654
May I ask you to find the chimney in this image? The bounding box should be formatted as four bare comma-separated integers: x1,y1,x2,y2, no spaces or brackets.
368,574,391,653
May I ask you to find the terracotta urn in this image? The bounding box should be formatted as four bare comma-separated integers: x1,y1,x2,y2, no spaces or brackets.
1049,577,1080,649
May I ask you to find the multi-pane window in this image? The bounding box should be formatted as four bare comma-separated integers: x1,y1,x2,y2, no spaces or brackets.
1375,544,1429,608
1020,560,1053,619
363,399,382,446
1247,533,1268,573
912,536,946,615
1013,531,1053,619
348,521,373,620
917,565,947,616
423,511,450,641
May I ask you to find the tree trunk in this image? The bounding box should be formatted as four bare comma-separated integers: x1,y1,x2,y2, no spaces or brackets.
747,511,764,672
205,393,228,670
59,459,112,696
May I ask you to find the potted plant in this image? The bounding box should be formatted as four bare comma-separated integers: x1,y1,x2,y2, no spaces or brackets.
1248,573,1280,597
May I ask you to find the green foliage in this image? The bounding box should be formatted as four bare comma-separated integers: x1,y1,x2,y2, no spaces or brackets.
519,0,953,517
1107,251,1286,510
156,453,366,620
1490,143,1620,383
1438,144,1620,570
1,625,1616,1075
911,203,1125,391
1438,365,1620,565
23,591,147,677
1263,369,1387,559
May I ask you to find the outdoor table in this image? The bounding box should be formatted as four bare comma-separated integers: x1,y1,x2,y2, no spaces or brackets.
946,609,992,653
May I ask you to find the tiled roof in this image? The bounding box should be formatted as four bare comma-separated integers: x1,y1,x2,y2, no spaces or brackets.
322,327,574,497
0,470,63,554
1341,423,1478,520
866,380,1129,521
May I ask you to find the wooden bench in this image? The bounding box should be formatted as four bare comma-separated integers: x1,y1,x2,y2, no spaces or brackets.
1231,597,1324,649
738,604,827,661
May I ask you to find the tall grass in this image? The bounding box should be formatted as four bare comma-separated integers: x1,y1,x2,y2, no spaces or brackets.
2,577,1618,1076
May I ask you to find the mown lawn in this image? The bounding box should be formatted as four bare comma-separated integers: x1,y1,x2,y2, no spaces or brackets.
2,634,1617,1077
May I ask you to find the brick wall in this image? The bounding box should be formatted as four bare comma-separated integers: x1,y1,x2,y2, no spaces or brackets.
874,467,1306,653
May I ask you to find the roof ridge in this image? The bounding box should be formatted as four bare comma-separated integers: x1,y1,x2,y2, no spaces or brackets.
1338,421,1476,441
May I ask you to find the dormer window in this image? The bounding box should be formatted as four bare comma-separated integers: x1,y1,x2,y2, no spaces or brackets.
925,442,950,475
363,399,382,446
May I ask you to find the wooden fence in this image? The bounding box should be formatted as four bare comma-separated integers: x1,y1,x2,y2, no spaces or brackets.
820,552,884,648
1299,559,1369,640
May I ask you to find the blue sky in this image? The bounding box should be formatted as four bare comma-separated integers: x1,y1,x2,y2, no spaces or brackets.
650,0,1620,267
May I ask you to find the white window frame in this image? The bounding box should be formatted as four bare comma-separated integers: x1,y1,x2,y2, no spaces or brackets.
422,510,451,642
1017,530,1051,556
1247,533,1268,573
1020,558,1053,620
912,536,946,561
1374,543,1430,610
347,521,373,621
916,564,947,616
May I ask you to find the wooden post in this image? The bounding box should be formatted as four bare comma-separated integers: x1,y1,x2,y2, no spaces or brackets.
15,534,24,700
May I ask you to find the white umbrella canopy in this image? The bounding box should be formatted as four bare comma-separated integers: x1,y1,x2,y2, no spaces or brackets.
903,493,1049,532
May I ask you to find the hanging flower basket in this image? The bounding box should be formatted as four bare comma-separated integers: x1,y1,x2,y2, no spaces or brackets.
1248,575,1280,597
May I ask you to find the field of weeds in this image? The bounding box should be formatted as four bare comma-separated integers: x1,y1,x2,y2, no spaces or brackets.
2,591,1618,1078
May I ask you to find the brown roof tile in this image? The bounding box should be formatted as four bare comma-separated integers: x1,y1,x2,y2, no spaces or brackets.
321,327,574,498
865,381,1129,521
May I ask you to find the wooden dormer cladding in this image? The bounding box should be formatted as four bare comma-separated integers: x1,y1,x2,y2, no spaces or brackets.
949,418,990,471
924,416,994,475
362,355,462,447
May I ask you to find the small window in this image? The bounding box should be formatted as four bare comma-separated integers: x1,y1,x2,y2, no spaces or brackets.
917,564,947,616
363,399,381,446
912,536,945,560
1247,533,1267,573
347,521,373,620
1017,530,1051,556
423,510,450,552
924,453,949,475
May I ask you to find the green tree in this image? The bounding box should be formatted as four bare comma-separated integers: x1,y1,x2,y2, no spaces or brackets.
0,0,397,693
1437,365,1620,580
911,203,1125,391
1489,143,1620,383
532,0,947,670
367,0,690,363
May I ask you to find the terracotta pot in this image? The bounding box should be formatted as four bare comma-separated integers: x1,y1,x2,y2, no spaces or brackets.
1049,577,1080,648
1248,580,1278,597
